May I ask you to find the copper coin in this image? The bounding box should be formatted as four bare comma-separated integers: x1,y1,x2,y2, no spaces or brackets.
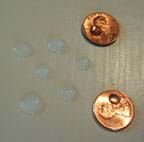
93,90,135,131
82,12,119,46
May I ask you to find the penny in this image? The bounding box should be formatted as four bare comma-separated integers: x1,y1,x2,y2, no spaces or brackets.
82,12,119,46
93,90,135,131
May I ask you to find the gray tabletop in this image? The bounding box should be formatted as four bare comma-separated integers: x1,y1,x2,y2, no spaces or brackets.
0,0,144,142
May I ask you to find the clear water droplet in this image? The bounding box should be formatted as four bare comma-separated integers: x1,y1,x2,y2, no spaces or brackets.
33,66,50,80
60,85,78,102
13,42,33,58
48,40,65,54
76,56,91,71
19,93,44,115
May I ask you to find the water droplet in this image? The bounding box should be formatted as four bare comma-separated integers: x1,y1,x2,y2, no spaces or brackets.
19,93,44,115
60,85,78,102
76,56,91,71
48,40,65,54
109,94,120,104
13,42,33,58
33,66,50,80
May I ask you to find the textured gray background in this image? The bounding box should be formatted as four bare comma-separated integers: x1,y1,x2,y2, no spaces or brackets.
0,0,144,142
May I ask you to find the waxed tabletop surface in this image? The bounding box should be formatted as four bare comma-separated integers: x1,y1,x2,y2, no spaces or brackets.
0,0,144,142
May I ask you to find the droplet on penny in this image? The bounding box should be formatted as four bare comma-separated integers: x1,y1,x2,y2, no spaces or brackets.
90,25,102,36
109,94,120,104
93,90,135,131
82,12,119,46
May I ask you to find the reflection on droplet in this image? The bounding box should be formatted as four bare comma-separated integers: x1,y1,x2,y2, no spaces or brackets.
13,42,33,58
48,40,65,54
109,94,120,105
33,66,50,80
60,85,78,102
19,93,44,115
76,56,91,71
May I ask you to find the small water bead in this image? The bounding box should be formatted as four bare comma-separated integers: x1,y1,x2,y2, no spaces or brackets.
76,56,91,71
109,94,120,105
60,85,78,102
33,66,50,80
48,40,66,54
13,42,33,58
19,93,44,115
